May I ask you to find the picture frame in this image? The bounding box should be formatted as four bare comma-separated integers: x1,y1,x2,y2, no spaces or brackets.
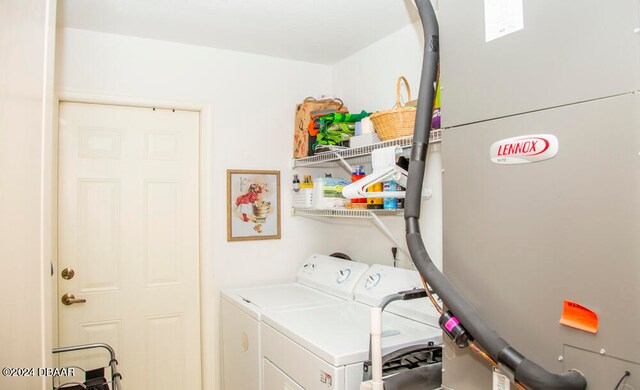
227,169,281,241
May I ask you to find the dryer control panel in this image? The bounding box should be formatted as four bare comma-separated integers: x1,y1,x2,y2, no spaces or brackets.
297,254,369,300
355,264,441,326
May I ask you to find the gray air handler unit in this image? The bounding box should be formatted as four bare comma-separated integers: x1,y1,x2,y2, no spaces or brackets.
432,0,640,389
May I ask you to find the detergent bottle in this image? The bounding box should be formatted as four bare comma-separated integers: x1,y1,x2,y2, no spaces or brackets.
351,165,366,204
367,182,383,209
383,181,397,209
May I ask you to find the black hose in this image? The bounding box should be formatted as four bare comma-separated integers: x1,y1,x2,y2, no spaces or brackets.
614,371,631,390
406,1,587,389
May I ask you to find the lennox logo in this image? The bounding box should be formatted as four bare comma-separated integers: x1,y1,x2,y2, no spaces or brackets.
497,138,547,156
490,134,558,164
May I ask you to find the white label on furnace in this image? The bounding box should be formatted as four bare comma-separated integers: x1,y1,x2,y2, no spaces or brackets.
484,0,524,42
493,367,511,390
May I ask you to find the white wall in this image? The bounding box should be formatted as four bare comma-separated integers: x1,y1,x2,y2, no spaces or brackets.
0,1,56,389
333,21,426,113
332,21,444,271
54,29,335,390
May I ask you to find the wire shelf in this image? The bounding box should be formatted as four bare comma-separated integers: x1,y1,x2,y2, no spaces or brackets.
292,207,404,218
292,129,441,168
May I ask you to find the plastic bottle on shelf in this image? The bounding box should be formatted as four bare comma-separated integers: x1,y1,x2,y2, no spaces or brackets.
301,175,314,189
396,184,405,209
293,174,300,192
367,182,383,209
351,165,366,204
383,181,397,209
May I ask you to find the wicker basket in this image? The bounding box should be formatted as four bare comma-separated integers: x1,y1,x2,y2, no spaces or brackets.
370,76,416,141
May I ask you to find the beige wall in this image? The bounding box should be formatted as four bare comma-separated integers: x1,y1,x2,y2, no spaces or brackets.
0,0,56,389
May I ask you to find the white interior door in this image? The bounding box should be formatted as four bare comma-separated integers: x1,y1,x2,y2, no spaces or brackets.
57,102,201,390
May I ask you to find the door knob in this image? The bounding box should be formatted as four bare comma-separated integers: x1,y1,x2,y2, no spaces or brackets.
61,293,86,306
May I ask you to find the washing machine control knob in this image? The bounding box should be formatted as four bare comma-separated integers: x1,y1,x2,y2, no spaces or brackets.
364,273,382,290
336,268,351,284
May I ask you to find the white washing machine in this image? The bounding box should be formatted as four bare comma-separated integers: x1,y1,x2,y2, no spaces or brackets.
261,264,443,390
221,254,370,390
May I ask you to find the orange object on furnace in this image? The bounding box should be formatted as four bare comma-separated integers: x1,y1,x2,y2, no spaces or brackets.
559,300,599,334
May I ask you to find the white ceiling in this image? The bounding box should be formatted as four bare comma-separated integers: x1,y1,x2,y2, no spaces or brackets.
57,0,420,65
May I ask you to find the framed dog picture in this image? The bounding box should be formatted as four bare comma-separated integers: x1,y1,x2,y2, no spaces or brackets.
227,169,281,241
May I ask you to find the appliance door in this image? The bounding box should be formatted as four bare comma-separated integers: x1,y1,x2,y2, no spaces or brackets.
262,323,346,390
233,283,343,311
263,359,304,390
441,94,640,389
221,298,261,390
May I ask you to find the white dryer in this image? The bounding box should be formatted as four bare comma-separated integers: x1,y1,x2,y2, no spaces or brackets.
221,254,370,390
261,264,443,390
